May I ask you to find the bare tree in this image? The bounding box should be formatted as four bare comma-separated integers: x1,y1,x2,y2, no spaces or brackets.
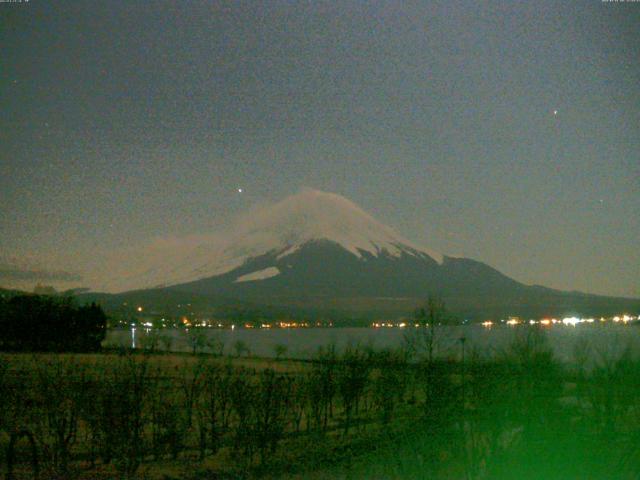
337,345,370,435
274,343,288,361
159,333,173,353
233,340,250,358
33,357,84,476
194,361,232,459
404,295,450,363
186,328,208,355
254,369,291,465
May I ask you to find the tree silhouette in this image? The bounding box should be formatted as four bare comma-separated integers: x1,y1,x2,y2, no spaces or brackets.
0,294,106,352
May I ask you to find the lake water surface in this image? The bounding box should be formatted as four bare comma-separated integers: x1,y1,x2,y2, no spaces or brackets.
106,324,640,364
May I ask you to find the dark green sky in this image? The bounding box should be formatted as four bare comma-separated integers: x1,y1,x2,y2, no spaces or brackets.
1,0,638,297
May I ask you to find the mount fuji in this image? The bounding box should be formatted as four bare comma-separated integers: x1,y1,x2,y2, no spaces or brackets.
87,189,638,320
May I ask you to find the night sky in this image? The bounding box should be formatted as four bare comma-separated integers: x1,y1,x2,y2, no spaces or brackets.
1,1,638,297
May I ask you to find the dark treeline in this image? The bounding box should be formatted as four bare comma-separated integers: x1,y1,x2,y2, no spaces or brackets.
0,294,106,352
79,288,430,327
1,329,640,479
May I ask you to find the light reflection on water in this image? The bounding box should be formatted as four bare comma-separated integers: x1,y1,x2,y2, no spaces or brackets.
106,324,640,364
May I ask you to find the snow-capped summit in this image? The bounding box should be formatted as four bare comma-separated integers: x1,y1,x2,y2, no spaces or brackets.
227,188,443,263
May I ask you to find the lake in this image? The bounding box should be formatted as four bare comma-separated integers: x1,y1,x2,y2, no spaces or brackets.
106,323,640,365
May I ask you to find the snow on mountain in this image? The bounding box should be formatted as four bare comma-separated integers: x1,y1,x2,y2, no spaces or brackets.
229,188,443,263
234,267,281,283
90,188,442,292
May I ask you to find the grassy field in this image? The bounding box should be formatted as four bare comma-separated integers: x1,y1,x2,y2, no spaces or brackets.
2,328,640,479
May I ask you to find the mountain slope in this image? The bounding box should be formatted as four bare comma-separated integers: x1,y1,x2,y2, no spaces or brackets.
168,239,638,320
